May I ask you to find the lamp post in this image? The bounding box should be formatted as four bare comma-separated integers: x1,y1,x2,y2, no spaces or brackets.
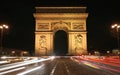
111,24,120,50
0,24,9,55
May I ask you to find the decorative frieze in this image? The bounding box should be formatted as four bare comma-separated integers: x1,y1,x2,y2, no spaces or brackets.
37,23,49,30
51,21,71,31
72,23,84,30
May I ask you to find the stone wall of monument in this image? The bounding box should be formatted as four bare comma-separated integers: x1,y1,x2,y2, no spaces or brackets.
34,7,88,56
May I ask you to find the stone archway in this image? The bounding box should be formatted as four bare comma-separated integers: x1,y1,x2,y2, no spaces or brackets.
54,30,68,55
34,7,88,56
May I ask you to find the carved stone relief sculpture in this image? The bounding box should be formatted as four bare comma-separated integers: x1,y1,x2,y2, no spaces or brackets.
75,34,83,50
39,35,47,50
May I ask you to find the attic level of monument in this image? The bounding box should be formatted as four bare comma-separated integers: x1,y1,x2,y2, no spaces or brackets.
34,7,88,56
35,7,87,13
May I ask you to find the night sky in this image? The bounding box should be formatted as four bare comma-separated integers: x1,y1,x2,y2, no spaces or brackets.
0,0,120,53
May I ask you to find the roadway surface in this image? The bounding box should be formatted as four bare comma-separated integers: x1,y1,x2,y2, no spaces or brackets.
0,56,119,75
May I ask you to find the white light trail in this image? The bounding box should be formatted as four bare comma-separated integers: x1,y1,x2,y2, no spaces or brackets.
50,56,55,61
0,57,51,72
0,60,35,71
0,61,25,68
82,61,100,69
0,67,25,75
0,61,8,64
17,64,44,75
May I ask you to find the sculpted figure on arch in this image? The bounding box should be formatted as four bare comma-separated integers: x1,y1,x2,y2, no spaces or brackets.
75,34,83,50
39,35,47,49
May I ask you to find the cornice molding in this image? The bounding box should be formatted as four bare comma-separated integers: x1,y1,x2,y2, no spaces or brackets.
35,17,87,20
35,7,87,13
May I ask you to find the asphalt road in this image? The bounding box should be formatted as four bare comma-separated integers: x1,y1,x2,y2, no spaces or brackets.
0,57,119,75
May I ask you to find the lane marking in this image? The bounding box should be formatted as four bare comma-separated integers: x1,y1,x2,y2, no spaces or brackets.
64,62,70,75
50,62,58,75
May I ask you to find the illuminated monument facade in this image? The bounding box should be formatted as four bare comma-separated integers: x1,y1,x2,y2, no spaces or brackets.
34,7,88,56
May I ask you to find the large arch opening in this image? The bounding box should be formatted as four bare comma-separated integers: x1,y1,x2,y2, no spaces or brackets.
54,30,68,56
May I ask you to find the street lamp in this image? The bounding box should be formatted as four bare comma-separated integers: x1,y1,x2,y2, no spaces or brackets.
111,24,120,50
0,24,9,55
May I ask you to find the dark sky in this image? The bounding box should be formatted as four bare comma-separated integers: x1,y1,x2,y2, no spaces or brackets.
0,0,120,52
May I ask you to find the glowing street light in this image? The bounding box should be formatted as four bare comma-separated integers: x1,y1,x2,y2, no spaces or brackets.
0,24,9,55
111,24,120,50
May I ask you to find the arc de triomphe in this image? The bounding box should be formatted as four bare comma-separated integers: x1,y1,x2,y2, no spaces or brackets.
33,7,88,56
